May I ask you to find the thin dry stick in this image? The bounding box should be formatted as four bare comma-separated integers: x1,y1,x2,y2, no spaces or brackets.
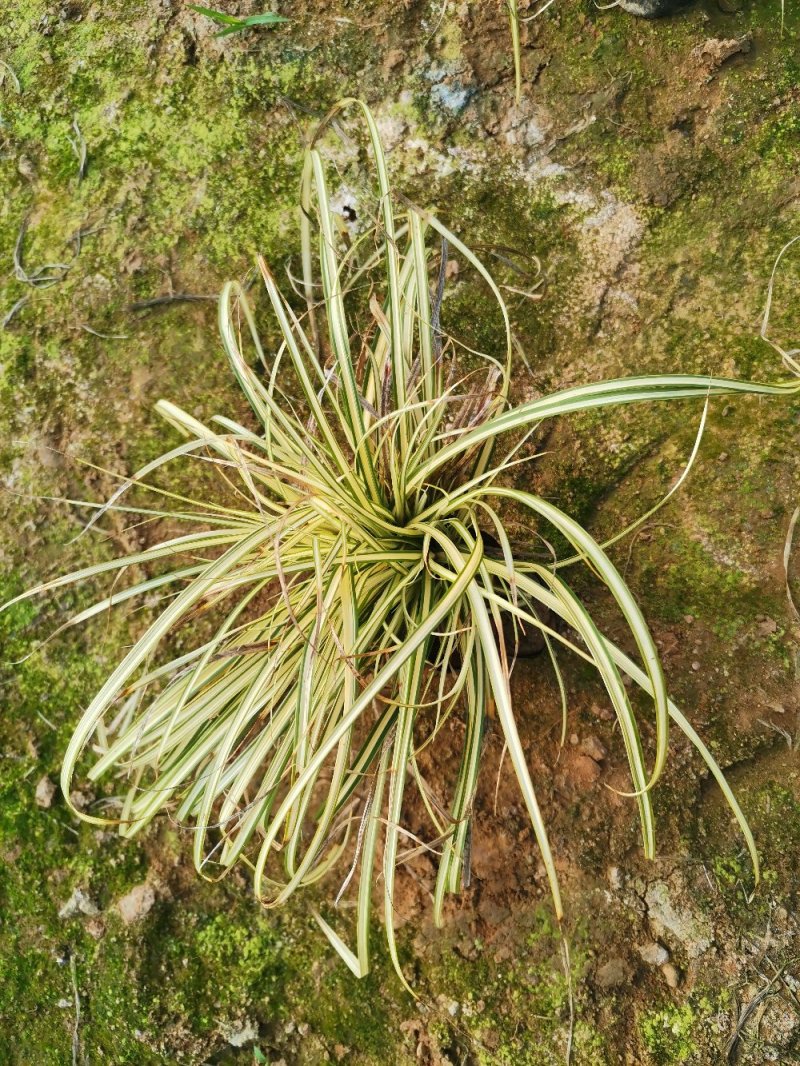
79,324,130,340
521,0,559,19
69,953,81,1066
783,506,800,622
2,296,29,329
0,59,21,93
725,966,786,1062
760,234,800,375
68,117,87,181
14,218,73,288
130,293,217,310
560,934,575,1066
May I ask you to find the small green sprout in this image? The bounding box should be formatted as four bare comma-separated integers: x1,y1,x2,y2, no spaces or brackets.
189,5,288,37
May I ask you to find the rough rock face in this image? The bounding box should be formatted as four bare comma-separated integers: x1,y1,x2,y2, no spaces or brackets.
2,1,800,1064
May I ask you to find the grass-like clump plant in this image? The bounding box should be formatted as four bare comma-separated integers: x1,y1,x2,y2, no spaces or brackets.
8,100,800,985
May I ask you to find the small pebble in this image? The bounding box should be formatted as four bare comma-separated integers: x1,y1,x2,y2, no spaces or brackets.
591,703,614,722
59,887,100,920
117,883,156,925
596,957,631,988
85,917,106,941
638,941,669,966
383,48,404,71
223,1018,258,1047
35,775,57,809
69,789,90,812
580,735,608,762
567,754,602,787
18,156,37,182
661,962,681,988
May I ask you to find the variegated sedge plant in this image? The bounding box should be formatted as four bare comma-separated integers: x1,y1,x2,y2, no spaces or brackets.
7,99,800,986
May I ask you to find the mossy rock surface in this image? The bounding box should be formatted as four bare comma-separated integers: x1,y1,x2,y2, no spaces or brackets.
2,1,800,1062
